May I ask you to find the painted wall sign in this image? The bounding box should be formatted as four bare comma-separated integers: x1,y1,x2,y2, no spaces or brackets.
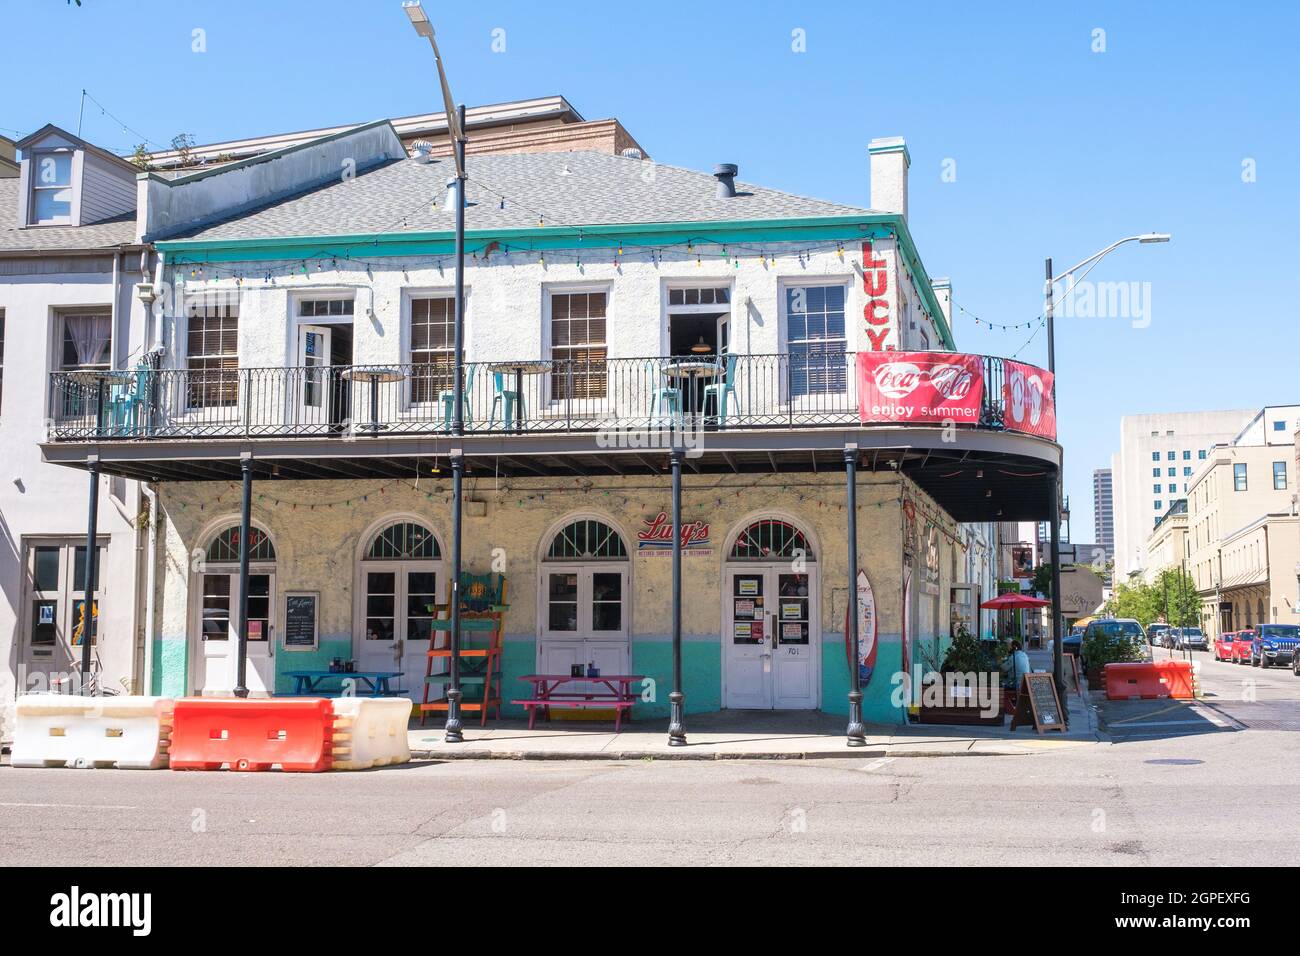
844,568,879,688
636,512,712,555
861,240,895,351
1002,360,1057,440
856,351,984,423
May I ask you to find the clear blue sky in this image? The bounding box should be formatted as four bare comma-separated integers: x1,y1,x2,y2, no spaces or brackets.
5,0,1297,539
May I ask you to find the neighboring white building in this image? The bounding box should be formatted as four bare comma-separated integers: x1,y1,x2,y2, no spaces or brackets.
1110,409,1257,577
0,125,154,700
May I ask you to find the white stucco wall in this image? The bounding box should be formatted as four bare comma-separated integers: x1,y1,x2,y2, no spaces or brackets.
0,264,151,701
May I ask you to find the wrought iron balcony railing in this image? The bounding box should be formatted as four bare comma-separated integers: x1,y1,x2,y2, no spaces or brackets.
47,352,1014,441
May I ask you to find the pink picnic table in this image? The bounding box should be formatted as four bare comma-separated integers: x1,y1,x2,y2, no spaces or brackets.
513,674,644,732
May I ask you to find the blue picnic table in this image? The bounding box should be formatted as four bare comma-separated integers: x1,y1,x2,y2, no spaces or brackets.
282,670,404,698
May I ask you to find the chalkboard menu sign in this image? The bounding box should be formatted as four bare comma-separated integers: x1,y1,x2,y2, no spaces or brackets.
284,592,318,649
1010,672,1065,733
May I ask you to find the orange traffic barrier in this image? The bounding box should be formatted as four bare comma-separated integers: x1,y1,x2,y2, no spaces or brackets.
1104,660,1195,700
170,698,334,772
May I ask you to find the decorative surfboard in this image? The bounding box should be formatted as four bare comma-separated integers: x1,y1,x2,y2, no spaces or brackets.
844,569,878,688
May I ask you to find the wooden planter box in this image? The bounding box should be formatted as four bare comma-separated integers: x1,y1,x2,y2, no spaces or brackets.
916,675,1006,726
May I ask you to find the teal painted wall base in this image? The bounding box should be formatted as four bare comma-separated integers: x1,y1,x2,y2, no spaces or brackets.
820,633,906,725
631,641,721,718
152,638,187,697
274,637,353,695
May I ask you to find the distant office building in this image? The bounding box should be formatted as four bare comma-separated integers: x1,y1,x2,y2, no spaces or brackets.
1111,409,1258,577
1092,468,1114,565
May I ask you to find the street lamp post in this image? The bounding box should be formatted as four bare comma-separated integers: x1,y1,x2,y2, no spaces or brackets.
403,1,469,741
1043,233,1169,704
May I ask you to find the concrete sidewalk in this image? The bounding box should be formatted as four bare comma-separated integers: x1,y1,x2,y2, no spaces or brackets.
409,693,1102,760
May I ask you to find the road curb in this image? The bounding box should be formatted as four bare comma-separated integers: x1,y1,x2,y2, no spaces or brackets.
409,747,1037,761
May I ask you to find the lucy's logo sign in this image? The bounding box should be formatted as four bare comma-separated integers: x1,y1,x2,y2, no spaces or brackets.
636,512,711,554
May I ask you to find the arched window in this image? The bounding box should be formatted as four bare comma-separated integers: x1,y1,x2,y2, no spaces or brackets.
359,521,442,645
206,525,276,563
541,518,629,639
729,518,814,561
545,518,628,561
365,521,441,560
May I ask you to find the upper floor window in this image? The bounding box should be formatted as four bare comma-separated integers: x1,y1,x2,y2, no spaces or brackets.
1182,450,1191,460
1151,452,1160,462
549,291,607,400
785,283,846,397
1152,468,1160,477
1233,462,1247,492
1273,420,1286,432
1273,461,1287,490
408,296,453,404
59,311,112,373
1167,451,1175,460
30,151,73,225
186,300,238,408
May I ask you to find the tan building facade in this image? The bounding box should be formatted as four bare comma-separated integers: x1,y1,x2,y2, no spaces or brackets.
1188,442,1298,637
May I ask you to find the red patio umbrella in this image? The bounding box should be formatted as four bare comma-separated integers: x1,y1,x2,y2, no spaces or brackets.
980,592,1050,610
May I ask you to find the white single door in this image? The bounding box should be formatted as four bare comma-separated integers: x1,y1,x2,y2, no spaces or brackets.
197,571,275,695
359,564,440,695
725,567,818,709
296,324,332,428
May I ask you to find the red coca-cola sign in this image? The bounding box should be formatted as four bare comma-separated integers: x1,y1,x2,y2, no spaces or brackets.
857,352,984,423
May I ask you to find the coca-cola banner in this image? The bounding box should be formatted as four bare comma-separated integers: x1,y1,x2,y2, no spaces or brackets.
856,352,984,424
1002,360,1056,440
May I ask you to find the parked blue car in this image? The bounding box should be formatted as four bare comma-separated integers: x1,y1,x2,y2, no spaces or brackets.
1251,624,1300,669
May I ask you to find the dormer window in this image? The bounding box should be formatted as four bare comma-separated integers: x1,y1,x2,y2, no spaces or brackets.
30,150,73,225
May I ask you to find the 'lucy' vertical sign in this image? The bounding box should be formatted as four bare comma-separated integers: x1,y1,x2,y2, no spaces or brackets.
861,240,895,351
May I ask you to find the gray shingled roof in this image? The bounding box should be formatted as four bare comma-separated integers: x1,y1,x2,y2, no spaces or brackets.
0,178,138,253
172,150,880,242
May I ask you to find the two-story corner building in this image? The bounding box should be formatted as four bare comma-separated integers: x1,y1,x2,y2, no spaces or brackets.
41,119,1059,731
0,124,157,702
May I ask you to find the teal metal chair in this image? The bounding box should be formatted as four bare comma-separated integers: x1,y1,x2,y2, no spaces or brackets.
646,359,682,426
440,364,476,430
489,372,524,429
702,354,738,427
106,363,150,436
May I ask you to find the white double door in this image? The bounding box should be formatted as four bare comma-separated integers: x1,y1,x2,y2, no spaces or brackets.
357,562,442,695
196,570,275,695
724,565,818,709
537,564,630,676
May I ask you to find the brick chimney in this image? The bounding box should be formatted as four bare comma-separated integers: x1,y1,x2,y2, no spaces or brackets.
868,136,910,220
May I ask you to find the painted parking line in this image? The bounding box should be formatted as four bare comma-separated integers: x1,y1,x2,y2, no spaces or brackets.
0,802,139,810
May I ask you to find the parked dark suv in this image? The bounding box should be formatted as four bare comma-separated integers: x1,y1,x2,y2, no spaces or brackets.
1252,624,1300,668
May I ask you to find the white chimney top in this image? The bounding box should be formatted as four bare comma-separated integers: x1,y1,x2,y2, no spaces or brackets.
868,136,910,221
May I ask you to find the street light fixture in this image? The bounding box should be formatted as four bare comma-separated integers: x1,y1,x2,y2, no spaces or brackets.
403,0,469,743
1042,232,1170,705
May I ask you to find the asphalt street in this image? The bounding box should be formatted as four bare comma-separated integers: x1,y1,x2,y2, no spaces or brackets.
2,650,1296,867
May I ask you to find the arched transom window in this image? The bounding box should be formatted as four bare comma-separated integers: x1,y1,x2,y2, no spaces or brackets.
206,526,276,563
730,518,814,561
366,521,442,560
545,518,628,561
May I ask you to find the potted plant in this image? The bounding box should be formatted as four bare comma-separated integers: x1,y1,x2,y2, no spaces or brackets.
1081,621,1147,687
917,627,1007,726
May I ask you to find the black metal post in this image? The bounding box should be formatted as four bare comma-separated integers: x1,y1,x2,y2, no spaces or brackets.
1049,470,1065,706
667,448,687,746
445,451,465,742
79,457,100,692
1044,257,1065,705
845,447,866,745
234,454,253,698
452,103,466,437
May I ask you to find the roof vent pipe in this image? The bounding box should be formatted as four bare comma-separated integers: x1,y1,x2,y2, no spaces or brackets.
713,163,738,198
444,177,460,211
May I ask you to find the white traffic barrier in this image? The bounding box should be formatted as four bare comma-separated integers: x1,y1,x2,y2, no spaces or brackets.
330,697,412,770
10,695,174,769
